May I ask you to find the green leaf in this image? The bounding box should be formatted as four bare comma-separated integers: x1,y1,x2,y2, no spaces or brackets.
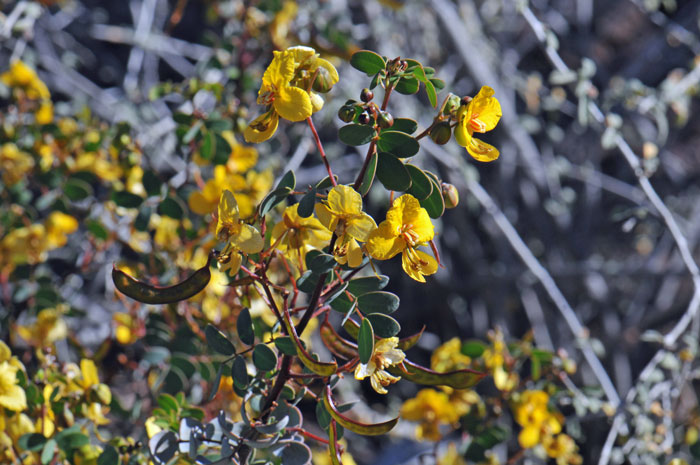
258,187,291,217
297,271,320,293
86,220,108,240
205,324,236,356
158,197,184,220
406,165,433,200
277,170,296,192
425,80,438,107
376,152,412,191
237,308,255,345
316,401,331,430
386,118,418,135
97,445,120,465
420,176,445,219
18,433,46,452
111,190,143,209
200,131,214,160
274,336,298,356
64,178,93,201
394,75,420,94
41,439,56,465
347,275,389,295
282,442,312,465
253,344,278,372
339,124,375,146
465,426,509,461
358,318,374,364
297,188,316,218
350,50,386,76
316,176,338,190
309,252,336,273
213,133,232,165
231,355,249,388
157,393,179,413
134,205,151,231
461,340,486,358
377,131,419,158
323,386,398,436
366,313,400,338
209,363,224,402
55,431,89,451
430,78,446,90
330,292,355,314
359,152,378,196
357,291,400,315
143,170,163,197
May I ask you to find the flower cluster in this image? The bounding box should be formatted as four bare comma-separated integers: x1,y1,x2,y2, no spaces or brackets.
1,60,53,124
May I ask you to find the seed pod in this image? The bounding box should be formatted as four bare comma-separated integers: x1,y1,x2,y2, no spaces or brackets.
358,111,371,125
337,105,356,123
430,122,452,145
441,183,459,209
378,111,394,129
360,88,374,102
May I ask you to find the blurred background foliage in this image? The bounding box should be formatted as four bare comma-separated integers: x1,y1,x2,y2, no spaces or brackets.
3,0,700,464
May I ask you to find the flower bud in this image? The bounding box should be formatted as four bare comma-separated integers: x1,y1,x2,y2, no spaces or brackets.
429,121,452,145
441,183,459,209
337,105,356,123
358,111,371,125
442,94,461,116
360,88,374,102
312,66,335,93
378,111,394,129
460,96,472,106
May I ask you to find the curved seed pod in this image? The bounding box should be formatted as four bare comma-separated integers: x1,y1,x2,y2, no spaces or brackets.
387,360,486,390
328,420,342,465
282,310,337,377
320,320,358,360
323,386,398,436
112,251,215,304
397,326,425,351
342,318,360,340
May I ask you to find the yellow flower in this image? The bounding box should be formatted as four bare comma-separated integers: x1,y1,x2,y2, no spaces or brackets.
244,46,338,143
0,143,35,186
455,86,502,162
354,337,405,394
0,362,26,411
66,359,112,407
1,60,53,124
315,185,376,267
45,211,79,249
366,194,438,282
431,337,471,372
543,434,581,464
269,1,298,49
216,190,264,276
271,203,332,267
437,443,468,465
311,439,357,465
17,307,68,348
514,390,562,449
482,328,518,392
401,389,460,440
224,132,259,173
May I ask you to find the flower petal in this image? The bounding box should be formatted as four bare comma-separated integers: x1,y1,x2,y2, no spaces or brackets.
401,249,438,283
314,203,336,231
347,213,377,242
216,190,240,239
467,137,500,162
275,85,313,122
244,110,279,143
454,106,471,148
346,238,364,268
231,223,263,254
354,360,376,380
469,86,501,132
366,221,404,260
328,185,362,216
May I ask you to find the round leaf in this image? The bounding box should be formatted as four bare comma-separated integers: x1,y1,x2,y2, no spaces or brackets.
366,313,401,338
97,445,120,465
339,124,376,146
231,355,249,388
347,275,389,295
376,152,412,191
405,165,433,200
377,131,419,158
297,188,316,218
111,190,143,209
281,441,312,465
358,318,374,365
350,50,386,76
253,344,278,372
420,177,445,219
205,324,236,356
394,75,420,94
64,178,93,201
274,336,298,356
359,152,378,196
357,291,400,315
386,118,418,135
157,197,184,220
237,308,255,346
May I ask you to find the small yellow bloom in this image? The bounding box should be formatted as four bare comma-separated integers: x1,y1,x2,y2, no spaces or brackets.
0,362,26,411
215,190,264,276
17,307,68,348
455,86,502,162
244,46,338,143
366,194,438,282
45,211,79,249
315,185,376,267
271,203,332,267
1,60,53,123
514,390,563,450
354,337,405,394
437,443,468,465
431,337,471,372
401,388,460,440
0,143,35,186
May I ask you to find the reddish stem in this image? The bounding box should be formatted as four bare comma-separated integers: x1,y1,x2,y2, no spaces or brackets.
307,117,337,186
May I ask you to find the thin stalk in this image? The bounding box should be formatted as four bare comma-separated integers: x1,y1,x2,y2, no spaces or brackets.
307,117,337,186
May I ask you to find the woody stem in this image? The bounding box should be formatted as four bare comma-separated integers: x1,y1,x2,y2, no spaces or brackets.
307,117,337,186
